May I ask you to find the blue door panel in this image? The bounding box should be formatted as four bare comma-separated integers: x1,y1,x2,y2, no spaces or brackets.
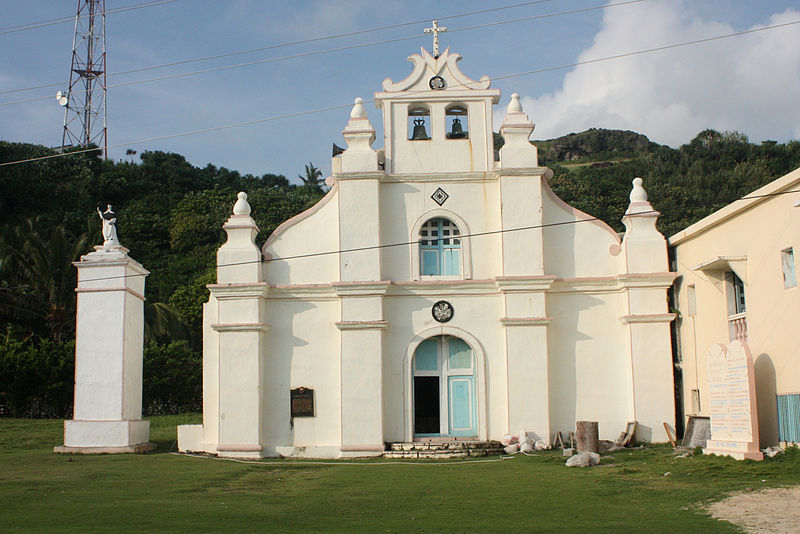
449,376,476,436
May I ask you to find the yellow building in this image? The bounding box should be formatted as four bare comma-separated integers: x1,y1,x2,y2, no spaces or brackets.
670,166,800,446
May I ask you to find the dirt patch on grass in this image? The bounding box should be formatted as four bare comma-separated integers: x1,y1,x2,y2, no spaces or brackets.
707,486,800,533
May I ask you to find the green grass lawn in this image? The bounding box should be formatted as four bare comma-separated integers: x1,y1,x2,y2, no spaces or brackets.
1,416,798,533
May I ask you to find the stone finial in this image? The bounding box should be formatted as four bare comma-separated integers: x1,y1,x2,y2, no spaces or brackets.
508,93,523,113
499,92,537,168
621,176,666,273
219,191,261,284
233,192,251,215
625,177,654,215
350,97,366,119
341,96,378,172
630,177,648,203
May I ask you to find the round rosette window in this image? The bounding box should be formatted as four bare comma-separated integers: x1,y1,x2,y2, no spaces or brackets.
431,300,454,323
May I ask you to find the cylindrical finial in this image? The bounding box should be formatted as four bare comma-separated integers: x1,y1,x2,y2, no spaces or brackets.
350,97,366,119
630,177,648,203
233,191,252,215
508,93,523,113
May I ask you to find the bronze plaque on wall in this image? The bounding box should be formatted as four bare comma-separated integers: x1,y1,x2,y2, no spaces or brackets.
290,387,314,417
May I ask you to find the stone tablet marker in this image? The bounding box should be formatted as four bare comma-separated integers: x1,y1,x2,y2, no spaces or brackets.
703,340,763,460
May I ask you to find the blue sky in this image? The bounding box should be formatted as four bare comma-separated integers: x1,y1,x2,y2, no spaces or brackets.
1,0,799,182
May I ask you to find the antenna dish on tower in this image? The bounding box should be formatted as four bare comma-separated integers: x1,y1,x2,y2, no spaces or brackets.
56,91,68,107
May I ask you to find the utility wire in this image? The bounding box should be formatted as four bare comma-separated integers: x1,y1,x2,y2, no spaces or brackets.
5,184,800,287
1,17,798,169
39,182,800,285
58,213,632,284
0,0,183,35
54,183,800,284
0,0,643,105
0,0,562,95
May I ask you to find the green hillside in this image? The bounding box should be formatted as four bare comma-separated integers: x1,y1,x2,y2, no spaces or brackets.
536,129,800,236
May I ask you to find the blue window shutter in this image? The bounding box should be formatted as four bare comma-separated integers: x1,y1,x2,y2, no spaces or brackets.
422,249,439,275
777,394,800,442
443,249,460,275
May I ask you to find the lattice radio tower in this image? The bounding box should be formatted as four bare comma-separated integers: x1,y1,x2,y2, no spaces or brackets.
59,0,107,158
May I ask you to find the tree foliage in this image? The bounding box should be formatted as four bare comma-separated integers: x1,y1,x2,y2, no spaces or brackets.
298,161,325,192
0,219,89,344
0,144,325,415
0,330,75,417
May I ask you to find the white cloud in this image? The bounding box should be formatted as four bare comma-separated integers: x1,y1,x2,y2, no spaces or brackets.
515,1,800,145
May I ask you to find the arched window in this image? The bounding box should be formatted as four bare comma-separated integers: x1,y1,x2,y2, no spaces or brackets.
445,104,468,139
420,218,460,275
408,105,430,141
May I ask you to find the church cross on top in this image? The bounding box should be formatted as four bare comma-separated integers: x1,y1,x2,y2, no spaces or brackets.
424,20,447,57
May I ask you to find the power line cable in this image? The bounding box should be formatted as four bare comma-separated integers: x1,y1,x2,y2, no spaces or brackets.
36,182,800,285
0,0,643,106
0,0,562,95
1,17,798,169
4,184,800,288
54,213,636,284
0,0,182,35
87,0,568,79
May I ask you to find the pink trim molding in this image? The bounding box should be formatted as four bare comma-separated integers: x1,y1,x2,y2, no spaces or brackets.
541,178,621,244
500,316,553,326
75,286,146,301
618,313,676,324
263,182,339,251
335,321,389,331
211,323,270,332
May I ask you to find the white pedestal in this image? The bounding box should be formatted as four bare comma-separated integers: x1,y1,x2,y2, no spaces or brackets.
704,439,764,461
56,246,154,454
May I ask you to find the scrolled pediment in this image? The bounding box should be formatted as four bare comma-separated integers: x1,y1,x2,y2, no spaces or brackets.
381,47,491,92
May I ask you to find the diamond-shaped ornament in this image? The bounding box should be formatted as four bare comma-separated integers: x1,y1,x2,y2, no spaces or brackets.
431,187,449,206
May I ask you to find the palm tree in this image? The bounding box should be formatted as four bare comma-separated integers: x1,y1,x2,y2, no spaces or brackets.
144,301,190,345
0,219,191,346
298,162,324,191
0,219,89,343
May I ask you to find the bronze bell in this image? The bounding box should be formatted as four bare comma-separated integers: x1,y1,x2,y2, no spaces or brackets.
411,118,429,140
447,117,466,139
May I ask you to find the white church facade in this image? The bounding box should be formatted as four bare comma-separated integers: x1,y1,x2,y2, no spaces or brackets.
178,45,677,458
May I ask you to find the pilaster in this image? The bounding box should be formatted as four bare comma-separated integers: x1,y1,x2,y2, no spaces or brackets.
210,283,269,457
334,282,390,456
209,193,269,457
496,276,555,441
337,100,382,283
497,94,547,277
618,178,677,441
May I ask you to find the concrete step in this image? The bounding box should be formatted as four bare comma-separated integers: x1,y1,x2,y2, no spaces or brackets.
383,448,503,459
384,441,504,458
389,440,502,452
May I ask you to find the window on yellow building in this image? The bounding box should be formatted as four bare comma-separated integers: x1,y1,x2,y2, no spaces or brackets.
781,247,796,289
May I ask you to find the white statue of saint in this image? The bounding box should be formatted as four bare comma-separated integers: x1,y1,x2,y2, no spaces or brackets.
97,204,120,248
